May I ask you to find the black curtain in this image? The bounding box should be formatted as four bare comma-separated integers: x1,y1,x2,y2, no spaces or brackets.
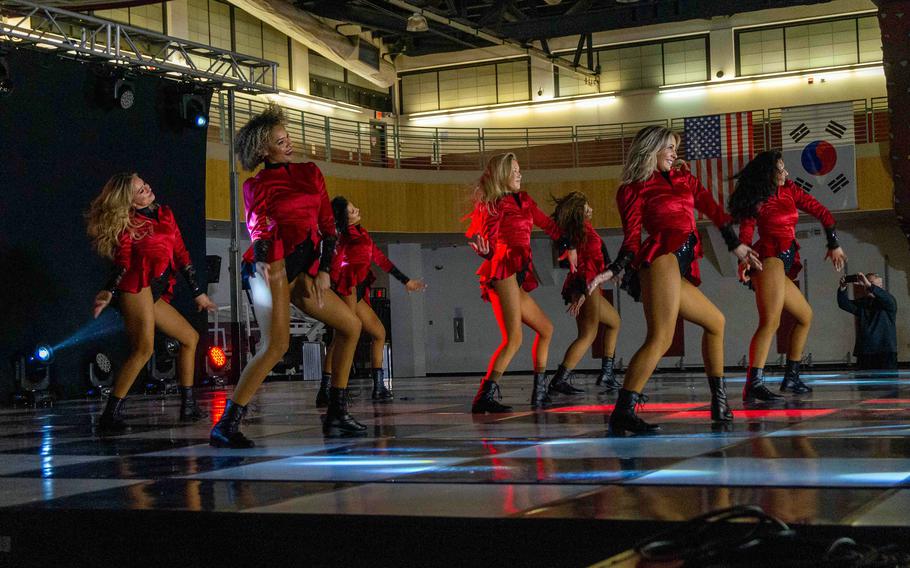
0,48,210,399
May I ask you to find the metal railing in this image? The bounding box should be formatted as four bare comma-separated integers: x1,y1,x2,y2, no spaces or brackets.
210,93,890,171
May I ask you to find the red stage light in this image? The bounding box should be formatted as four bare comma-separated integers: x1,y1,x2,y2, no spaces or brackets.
549,402,705,413
207,346,227,370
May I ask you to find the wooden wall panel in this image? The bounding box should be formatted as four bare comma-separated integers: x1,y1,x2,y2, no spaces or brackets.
204,142,890,231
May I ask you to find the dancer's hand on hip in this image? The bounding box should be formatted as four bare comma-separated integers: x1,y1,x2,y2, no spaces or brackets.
734,244,762,271
314,271,331,308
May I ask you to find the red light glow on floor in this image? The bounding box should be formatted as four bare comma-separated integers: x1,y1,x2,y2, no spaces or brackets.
549,403,705,413
661,408,838,420
861,399,910,404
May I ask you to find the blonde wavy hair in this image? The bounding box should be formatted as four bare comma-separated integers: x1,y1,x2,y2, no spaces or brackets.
472,152,517,213
235,103,285,171
86,172,150,259
621,125,680,185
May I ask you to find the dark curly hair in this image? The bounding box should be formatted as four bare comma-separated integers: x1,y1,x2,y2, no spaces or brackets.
551,191,588,247
727,150,782,222
331,195,351,237
234,103,285,171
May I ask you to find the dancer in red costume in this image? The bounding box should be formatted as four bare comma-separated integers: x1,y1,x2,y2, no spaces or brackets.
465,152,577,413
210,104,364,447
316,196,426,406
588,126,761,434
552,191,623,394
88,173,217,434
728,150,846,403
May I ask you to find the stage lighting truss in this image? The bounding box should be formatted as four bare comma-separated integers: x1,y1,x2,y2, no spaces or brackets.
0,0,277,93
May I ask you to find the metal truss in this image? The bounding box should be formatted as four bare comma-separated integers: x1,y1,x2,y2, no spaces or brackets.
0,0,277,92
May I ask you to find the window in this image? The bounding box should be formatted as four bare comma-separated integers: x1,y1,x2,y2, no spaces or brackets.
399,59,530,114
736,14,881,76
554,36,708,96
309,52,393,112
262,24,291,90
94,3,164,33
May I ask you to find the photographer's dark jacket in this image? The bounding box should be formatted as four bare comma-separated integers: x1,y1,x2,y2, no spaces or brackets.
837,285,897,355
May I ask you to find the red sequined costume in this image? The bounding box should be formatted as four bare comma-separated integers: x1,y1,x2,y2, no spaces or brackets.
562,221,609,303
106,205,201,303
616,169,735,287
465,192,564,302
738,179,836,280
241,162,337,278
332,224,409,301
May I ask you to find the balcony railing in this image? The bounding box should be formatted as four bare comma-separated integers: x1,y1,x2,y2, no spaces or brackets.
211,93,891,172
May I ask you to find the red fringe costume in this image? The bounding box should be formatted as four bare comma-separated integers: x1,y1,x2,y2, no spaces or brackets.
112,205,195,303
465,192,563,302
332,224,407,301
738,179,836,280
241,162,336,278
617,169,732,287
561,221,609,304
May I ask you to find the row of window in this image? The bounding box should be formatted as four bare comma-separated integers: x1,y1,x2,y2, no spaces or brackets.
399,12,881,112
86,5,881,114
399,59,530,113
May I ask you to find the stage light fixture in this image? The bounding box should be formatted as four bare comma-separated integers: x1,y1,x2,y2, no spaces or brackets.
406,13,428,32
13,344,55,405
0,57,12,97
179,93,209,128
114,77,135,110
146,335,179,394
207,346,227,370
86,350,114,395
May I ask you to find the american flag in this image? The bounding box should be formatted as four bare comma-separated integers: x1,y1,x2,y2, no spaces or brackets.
683,112,756,214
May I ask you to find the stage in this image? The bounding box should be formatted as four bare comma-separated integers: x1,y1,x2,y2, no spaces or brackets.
1,369,909,566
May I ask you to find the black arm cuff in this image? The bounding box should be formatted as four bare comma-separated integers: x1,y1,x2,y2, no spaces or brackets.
824,226,840,250
319,236,336,273
601,242,612,266
252,239,272,264
389,267,410,285
180,264,204,297
607,249,634,276
720,223,741,251
103,266,126,294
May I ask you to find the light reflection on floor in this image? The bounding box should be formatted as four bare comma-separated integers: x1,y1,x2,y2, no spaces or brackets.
2,369,909,526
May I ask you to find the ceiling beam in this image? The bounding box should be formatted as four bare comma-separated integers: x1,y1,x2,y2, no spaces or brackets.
384,0,599,80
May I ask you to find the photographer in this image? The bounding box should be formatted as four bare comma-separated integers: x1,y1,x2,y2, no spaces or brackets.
837,273,898,370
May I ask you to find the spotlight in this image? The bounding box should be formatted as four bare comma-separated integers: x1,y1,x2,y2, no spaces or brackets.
114,77,135,109
179,93,209,128
34,344,54,364
13,344,55,406
94,69,135,110
86,350,114,396
207,346,227,371
146,335,179,394
0,57,11,97
406,13,428,32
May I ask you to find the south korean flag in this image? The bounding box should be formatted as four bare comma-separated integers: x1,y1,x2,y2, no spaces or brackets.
781,101,857,211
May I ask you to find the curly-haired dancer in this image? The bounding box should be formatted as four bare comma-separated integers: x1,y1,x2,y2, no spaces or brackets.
589,126,761,434
728,150,846,402
210,105,364,447
88,173,216,434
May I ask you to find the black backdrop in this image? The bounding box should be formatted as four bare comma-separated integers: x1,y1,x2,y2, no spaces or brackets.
0,48,210,399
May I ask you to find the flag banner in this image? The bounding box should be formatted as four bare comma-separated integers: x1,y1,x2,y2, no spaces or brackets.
781,101,857,211
683,112,756,215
